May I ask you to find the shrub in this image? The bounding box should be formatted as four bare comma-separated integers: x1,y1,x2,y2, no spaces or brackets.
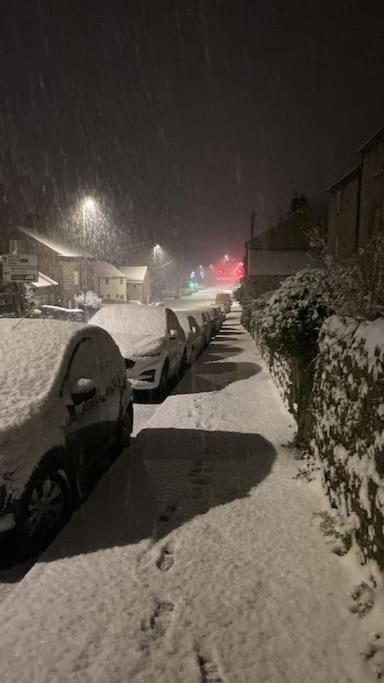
259,268,333,364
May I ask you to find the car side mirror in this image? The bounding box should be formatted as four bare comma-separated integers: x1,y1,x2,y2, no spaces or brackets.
169,329,177,340
71,378,97,405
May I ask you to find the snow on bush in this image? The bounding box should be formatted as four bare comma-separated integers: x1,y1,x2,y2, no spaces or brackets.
254,269,333,445
258,268,333,364
312,315,384,567
73,290,103,308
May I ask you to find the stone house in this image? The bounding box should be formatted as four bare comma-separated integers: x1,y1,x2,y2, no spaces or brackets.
118,265,150,303
327,126,384,257
326,165,361,258
245,206,320,295
358,127,384,247
14,227,97,306
90,261,127,302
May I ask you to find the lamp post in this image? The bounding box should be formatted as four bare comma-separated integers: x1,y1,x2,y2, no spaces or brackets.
153,243,161,265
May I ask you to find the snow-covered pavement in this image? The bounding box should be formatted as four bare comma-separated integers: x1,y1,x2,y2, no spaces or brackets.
0,311,372,682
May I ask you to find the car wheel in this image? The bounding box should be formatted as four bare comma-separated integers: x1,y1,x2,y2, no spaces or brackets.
17,458,71,556
119,401,134,447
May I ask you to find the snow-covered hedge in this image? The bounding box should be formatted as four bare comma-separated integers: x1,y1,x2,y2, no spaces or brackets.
259,268,332,364
312,316,384,567
252,269,333,444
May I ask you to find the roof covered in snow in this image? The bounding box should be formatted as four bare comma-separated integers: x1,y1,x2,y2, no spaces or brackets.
92,261,126,278
19,227,95,259
118,265,148,282
31,272,58,288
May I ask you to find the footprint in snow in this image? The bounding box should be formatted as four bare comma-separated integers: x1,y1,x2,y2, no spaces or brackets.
158,503,177,523
197,653,224,682
156,541,175,572
144,599,174,640
361,632,384,680
349,580,376,617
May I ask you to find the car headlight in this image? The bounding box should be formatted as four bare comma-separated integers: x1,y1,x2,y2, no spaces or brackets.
134,351,162,358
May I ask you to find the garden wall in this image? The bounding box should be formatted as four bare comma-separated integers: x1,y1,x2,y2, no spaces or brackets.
312,315,384,566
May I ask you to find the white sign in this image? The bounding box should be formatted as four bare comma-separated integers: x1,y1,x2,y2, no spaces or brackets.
2,254,38,283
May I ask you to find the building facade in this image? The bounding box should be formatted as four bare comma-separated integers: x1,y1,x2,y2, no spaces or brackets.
327,126,384,257
245,206,320,294
118,266,150,303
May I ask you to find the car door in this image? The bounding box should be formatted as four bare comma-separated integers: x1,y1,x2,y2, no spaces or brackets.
166,309,185,374
92,327,125,447
62,333,113,473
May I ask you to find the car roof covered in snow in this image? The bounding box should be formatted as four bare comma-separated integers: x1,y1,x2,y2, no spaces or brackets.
0,318,94,432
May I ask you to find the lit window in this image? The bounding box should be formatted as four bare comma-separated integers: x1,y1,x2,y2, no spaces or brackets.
74,270,79,285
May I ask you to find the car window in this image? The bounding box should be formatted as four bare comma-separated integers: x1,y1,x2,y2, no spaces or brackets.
62,337,100,401
166,309,180,332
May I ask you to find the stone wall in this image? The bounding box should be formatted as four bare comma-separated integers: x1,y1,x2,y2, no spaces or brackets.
311,315,384,566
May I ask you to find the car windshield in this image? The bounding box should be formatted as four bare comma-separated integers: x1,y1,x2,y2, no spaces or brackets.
91,304,166,338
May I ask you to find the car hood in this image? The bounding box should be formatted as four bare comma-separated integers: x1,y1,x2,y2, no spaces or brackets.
111,334,165,359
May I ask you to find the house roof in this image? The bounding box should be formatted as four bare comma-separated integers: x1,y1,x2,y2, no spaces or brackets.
248,250,321,276
31,272,58,288
19,227,94,259
357,125,384,154
118,265,148,283
92,261,126,278
325,164,361,193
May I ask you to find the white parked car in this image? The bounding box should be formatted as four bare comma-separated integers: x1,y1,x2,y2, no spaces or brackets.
174,310,204,366
90,304,187,400
0,319,133,555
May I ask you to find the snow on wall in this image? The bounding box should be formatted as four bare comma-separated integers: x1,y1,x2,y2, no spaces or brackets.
312,315,384,566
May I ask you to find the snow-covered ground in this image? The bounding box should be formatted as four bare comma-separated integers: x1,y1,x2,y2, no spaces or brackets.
0,307,374,682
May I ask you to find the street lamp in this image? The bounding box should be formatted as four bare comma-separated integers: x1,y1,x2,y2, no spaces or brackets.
81,196,97,245
153,244,161,264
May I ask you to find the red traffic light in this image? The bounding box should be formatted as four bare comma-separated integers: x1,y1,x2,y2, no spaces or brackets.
217,267,224,276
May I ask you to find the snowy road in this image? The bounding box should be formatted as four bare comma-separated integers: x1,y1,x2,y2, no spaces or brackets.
0,309,373,682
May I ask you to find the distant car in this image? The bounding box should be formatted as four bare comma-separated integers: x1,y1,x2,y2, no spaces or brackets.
215,292,232,314
211,306,225,333
174,310,204,366
0,319,133,554
203,307,220,339
192,309,211,348
90,304,187,401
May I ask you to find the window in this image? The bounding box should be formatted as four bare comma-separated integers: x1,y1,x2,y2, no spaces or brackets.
120,278,124,285
105,278,109,285
74,270,79,286
120,294,124,300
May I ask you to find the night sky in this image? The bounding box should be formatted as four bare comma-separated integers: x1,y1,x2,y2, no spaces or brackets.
1,0,384,262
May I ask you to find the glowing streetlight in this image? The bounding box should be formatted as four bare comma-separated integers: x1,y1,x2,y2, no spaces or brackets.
153,243,161,264
224,254,230,262
81,196,97,248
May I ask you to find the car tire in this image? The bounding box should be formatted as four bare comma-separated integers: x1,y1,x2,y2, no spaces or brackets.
119,401,134,447
16,456,71,558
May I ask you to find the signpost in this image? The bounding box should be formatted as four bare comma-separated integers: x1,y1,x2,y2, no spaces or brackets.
1,254,38,283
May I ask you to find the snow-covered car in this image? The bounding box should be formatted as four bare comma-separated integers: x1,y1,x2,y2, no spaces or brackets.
191,309,211,348
203,307,220,339
174,310,204,366
211,306,225,333
0,319,133,553
90,304,187,400
215,292,232,314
